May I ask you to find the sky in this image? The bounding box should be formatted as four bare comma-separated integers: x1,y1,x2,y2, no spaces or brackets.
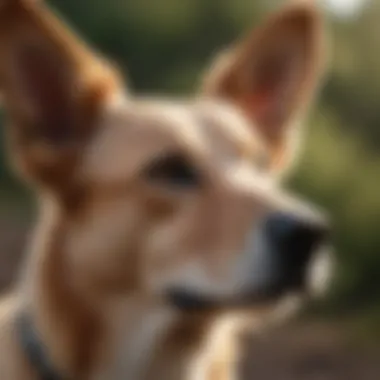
323,0,369,17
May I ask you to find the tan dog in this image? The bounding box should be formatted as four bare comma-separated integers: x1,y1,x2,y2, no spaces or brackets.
0,0,330,379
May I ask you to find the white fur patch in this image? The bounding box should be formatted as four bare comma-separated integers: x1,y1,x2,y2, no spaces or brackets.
94,305,176,380
307,245,334,297
187,315,241,380
113,310,174,380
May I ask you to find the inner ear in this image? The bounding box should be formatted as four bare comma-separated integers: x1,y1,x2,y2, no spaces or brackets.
0,0,122,145
15,43,78,144
0,0,123,186
202,3,325,169
240,12,319,135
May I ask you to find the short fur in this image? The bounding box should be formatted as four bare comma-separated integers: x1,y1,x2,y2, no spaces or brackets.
0,1,326,379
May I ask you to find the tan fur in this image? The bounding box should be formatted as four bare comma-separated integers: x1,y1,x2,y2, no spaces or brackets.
0,1,325,379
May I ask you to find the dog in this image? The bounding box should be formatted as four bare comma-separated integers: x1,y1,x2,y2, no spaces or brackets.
0,0,331,379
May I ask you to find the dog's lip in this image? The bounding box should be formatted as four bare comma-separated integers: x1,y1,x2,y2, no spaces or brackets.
166,284,306,313
166,290,220,312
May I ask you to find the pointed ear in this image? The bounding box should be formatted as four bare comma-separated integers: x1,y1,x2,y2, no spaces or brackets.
202,2,325,170
0,0,123,186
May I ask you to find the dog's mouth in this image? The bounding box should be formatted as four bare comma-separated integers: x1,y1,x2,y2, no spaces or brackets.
166,280,308,313
167,247,333,313
167,286,289,313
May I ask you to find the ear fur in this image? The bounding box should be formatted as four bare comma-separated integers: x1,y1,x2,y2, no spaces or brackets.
0,0,123,186
202,1,326,170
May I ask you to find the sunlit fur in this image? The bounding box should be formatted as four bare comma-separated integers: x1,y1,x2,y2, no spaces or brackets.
0,1,326,379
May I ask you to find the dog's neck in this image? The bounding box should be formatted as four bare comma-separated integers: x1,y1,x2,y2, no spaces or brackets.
20,197,102,378
92,302,217,380
20,197,217,380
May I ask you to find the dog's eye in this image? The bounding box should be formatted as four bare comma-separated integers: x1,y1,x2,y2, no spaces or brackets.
145,154,200,188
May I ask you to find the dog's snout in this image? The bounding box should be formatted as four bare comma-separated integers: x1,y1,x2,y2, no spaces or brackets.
265,212,329,268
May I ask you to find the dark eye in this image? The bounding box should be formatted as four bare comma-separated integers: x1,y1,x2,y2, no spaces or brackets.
145,153,200,189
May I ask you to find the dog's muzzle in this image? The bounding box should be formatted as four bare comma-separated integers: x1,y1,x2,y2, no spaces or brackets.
167,211,332,312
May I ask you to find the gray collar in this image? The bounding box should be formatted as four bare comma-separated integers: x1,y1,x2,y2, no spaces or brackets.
17,312,64,380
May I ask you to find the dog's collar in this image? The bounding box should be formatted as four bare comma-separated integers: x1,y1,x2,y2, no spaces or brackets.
17,312,64,380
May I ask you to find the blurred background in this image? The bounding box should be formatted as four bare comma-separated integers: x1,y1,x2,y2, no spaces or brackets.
1,0,380,378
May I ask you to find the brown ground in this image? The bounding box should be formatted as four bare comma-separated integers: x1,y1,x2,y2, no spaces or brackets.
0,213,379,380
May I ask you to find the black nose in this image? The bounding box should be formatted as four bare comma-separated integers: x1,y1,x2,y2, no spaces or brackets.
265,212,329,274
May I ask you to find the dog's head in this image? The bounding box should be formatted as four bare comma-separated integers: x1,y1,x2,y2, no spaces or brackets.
0,0,331,313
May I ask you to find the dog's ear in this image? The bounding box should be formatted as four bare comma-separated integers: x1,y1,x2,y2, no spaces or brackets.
202,2,325,170
0,0,123,187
